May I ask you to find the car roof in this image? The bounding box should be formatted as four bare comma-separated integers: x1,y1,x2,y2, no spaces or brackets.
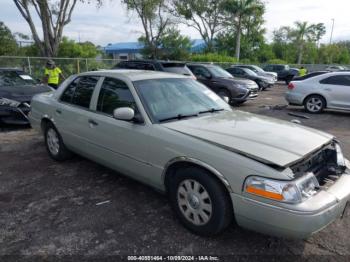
187,63,216,67
120,60,186,65
80,69,188,81
0,68,24,71
295,71,350,82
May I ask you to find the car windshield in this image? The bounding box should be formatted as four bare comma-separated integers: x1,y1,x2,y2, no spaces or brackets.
244,68,258,76
208,66,233,78
251,65,264,73
133,78,230,123
0,70,38,86
161,63,193,76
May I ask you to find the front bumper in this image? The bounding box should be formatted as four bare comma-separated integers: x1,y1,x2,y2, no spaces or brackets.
231,168,350,238
0,105,31,125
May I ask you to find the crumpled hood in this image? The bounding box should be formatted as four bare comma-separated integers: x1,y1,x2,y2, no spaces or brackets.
162,110,333,168
0,84,52,102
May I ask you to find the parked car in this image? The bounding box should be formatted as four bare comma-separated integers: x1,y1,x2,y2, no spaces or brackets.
325,65,348,72
286,72,350,113
263,64,299,84
29,70,350,238
114,60,195,78
292,71,329,81
235,64,277,81
187,64,258,105
225,66,275,90
0,68,52,125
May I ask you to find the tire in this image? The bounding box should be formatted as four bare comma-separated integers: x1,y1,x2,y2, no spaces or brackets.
256,81,266,91
304,95,326,114
168,167,233,236
44,122,73,161
217,89,231,104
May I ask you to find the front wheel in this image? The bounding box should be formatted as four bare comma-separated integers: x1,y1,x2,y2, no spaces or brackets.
44,122,73,161
304,95,326,114
168,167,233,236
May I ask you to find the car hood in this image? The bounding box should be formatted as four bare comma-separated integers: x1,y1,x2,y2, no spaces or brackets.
162,110,333,168
0,84,52,102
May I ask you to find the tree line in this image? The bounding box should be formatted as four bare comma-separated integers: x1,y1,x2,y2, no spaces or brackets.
0,0,349,65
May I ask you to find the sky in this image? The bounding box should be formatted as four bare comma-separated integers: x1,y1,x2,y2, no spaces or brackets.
1,0,349,46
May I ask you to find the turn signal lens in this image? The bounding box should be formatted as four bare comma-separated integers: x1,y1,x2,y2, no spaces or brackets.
288,83,295,89
246,185,284,201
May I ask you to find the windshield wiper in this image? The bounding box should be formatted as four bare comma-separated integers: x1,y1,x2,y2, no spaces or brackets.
159,113,199,123
199,108,224,114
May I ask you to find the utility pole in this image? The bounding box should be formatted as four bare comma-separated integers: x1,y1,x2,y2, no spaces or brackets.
329,18,335,45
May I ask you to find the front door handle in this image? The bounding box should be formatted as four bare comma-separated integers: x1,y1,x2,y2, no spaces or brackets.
325,88,332,91
88,119,98,127
56,109,62,115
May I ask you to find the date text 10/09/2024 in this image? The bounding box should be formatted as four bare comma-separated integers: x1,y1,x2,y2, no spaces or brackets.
127,256,220,261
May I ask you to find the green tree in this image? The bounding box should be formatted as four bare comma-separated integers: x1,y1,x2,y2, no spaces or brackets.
172,0,225,52
289,21,325,64
122,0,171,59
0,21,18,55
57,37,100,58
13,0,102,57
159,28,192,60
222,0,264,61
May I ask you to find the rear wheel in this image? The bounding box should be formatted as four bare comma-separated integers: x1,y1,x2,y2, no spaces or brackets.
44,122,73,161
168,167,233,236
304,95,326,114
285,75,294,84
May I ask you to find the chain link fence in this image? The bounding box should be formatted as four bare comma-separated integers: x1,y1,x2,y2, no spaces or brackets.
0,56,121,80
1,56,349,79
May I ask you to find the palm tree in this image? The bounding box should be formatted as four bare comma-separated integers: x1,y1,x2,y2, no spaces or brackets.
223,0,263,61
290,21,317,64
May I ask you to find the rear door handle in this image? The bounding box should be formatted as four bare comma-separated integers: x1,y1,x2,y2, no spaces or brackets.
56,109,62,114
325,88,332,91
88,119,98,127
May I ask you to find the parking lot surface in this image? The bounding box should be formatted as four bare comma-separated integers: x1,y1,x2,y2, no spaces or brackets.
0,84,349,260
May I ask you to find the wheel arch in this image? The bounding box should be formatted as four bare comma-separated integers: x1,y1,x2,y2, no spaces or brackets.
162,157,233,194
40,115,56,133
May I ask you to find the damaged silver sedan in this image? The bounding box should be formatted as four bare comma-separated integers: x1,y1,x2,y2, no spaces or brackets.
29,70,350,238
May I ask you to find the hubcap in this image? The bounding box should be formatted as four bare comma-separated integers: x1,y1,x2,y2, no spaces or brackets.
306,97,323,112
47,128,59,155
177,179,212,226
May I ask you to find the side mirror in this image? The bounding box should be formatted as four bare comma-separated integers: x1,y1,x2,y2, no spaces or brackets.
113,107,135,121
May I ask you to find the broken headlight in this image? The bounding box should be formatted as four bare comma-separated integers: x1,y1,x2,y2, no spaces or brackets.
335,143,346,169
244,173,319,204
0,97,20,107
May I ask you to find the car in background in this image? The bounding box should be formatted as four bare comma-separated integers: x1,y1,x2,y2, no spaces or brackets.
29,69,350,238
0,68,52,125
263,64,299,84
325,65,348,72
235,64,277,81
292,71,329,81
113,60,195,78
226,66,275,91
187,64,258,105
286,72,350,113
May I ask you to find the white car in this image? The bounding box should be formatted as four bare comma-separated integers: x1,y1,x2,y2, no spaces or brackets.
286,72,350,113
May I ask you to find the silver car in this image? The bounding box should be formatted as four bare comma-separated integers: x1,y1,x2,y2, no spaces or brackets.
29,70,350,238
286,72,350,113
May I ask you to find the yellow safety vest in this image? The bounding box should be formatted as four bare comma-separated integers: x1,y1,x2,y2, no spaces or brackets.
45,67,62,84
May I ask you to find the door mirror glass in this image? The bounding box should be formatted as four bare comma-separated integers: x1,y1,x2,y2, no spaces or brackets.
113,107,135,121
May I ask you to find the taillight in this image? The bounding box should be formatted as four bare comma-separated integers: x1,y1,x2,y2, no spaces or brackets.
288,83,295,89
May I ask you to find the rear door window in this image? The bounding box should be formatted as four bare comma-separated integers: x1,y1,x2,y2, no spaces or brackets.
96,77,136,115
320,75,350,86
60,76,99,108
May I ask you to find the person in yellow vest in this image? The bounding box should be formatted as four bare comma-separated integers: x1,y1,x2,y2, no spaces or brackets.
43,60,65,89
299,66,308,77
